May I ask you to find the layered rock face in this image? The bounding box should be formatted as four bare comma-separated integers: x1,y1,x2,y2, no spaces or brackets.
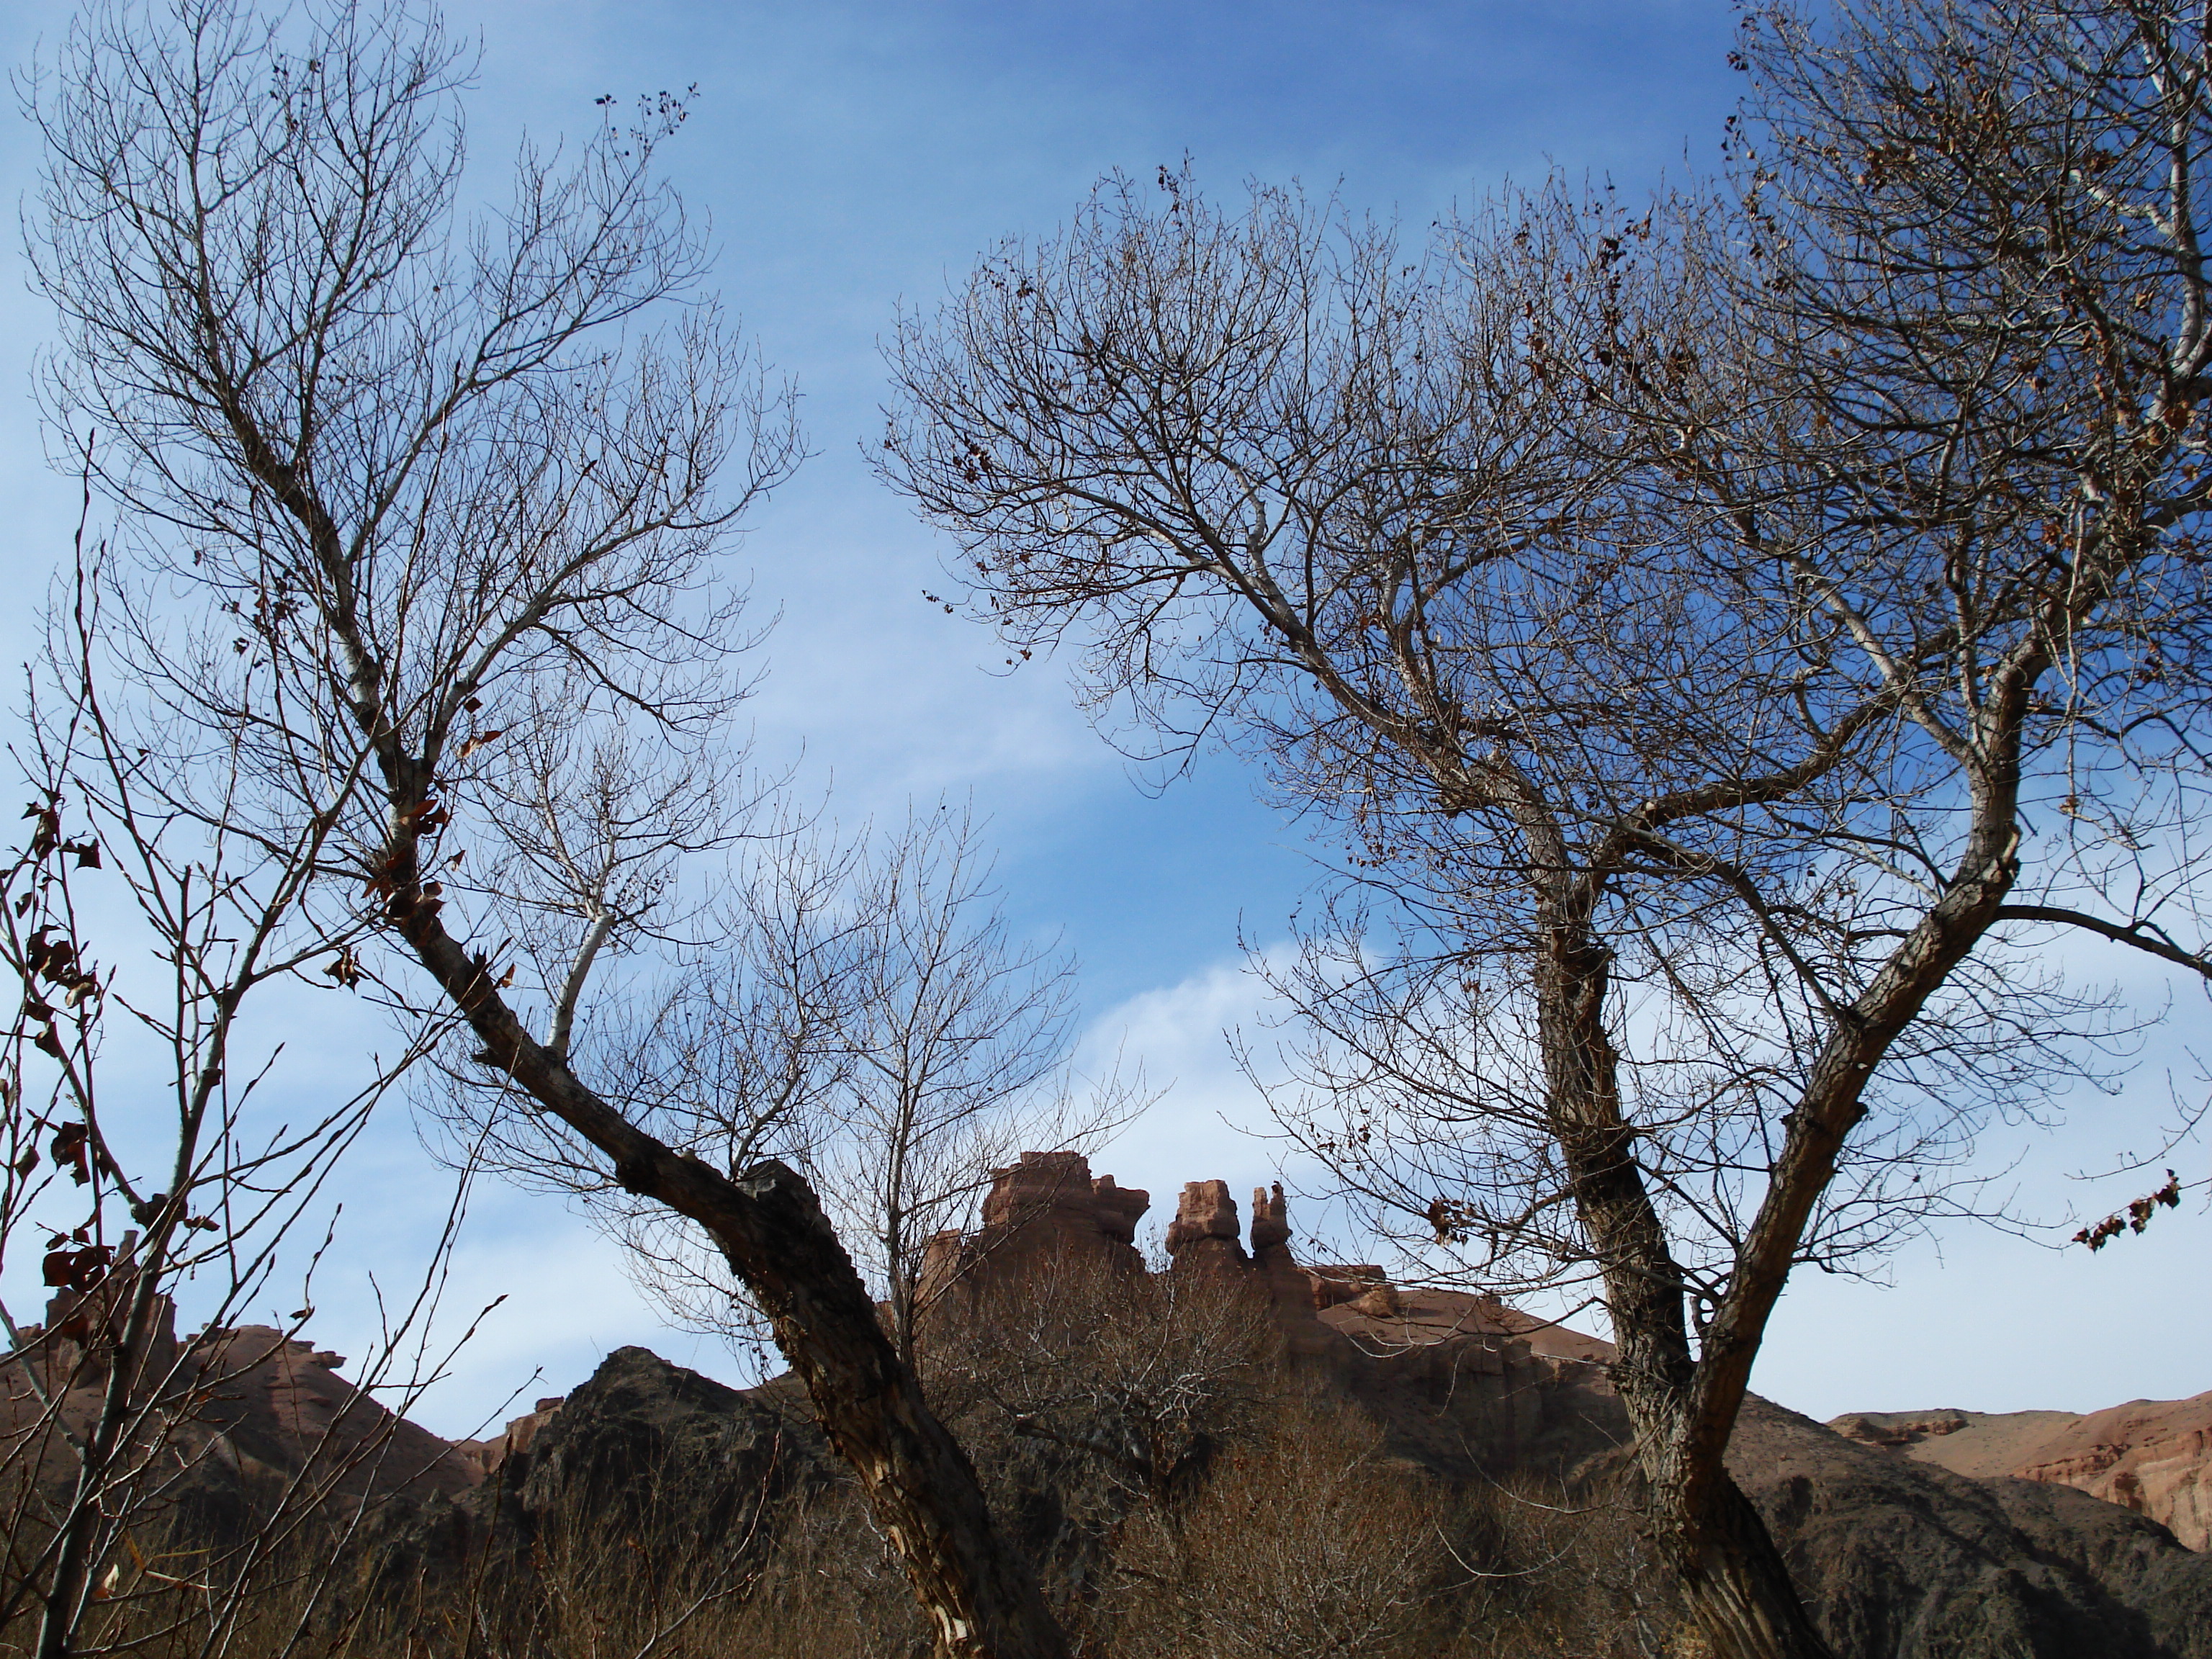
1835,1392,2212,1551
976,1166,1617,1476
1735,1397,2212,1658
1,1281,480,1557
2017,1395,2212,1552
18,1161,2206,1658
458,1395,570,1474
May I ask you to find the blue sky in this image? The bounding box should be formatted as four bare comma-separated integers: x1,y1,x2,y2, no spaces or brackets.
1,0,2204,1437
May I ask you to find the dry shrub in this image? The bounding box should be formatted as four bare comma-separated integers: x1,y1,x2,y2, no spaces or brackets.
1447,1473,1671,1658
708,1488,929,1659
918,1251,1657,1657
1096,1401,1657,1659
917,1246,1282,1620
922,1247,1282,1487
1102,1401,1462,1658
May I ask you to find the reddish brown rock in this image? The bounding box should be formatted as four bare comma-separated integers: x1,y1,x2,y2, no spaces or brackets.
1344,1283,1402,1318
1244,1183,1339,1357
919,1151,1151,1310
4,1303,482,1516
981,1149,1101,1231
1831,1392,2212,1552
17,1277,181,1388
1305,1264,1388,1309
175,1323,482,1501
1164,1178,1239,1249
1249,1184,1290,1253
1165,1179,1249,1275
919,1157,1627,1472
1831,1412,1973,1451
1091,1174,1149,1246
468,1394,567,1472
2013,1395,2212,1551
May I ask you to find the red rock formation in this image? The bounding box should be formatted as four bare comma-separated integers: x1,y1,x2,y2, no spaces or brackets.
1244,1183,1338,1357
4,1308,480,1509
918,1151,1151,1309
1089,1174,1149,1246
1830,1412,1973,1450
1164,1178,1249,1277
2012,1395,2211,1550
1303,1263,1388,1310
1164,1178,1239,1251
15,1278,182,1389
916,1156,1629,1473
1249,1184,1290,1253
464,1394,568,1474
1831,1392,2212,1552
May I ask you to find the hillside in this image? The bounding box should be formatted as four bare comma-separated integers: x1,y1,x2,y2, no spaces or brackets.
1831,1396,2212,1550
6,1154,2206,1658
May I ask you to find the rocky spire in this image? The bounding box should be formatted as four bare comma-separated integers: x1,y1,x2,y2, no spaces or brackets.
1165,1179,1249,1274
1249,1182,1290,1256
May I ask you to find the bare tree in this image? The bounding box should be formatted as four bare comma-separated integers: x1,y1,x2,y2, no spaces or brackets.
811,803,1135,1367
1104,1404,1479,1659
0,542,480,1659
610,801,1150,1371
876,4,2212,1643
878,168,1890,1655
22,1,1069,1654
605,801,1141,1374
920,1244,1281,1519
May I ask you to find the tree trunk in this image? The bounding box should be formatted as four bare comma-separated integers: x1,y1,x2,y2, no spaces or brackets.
1658,1467,1838,1659
1532,902,1834,1659
715,1160,1070,1659
35,1259,171,1659
388,891,1069,1659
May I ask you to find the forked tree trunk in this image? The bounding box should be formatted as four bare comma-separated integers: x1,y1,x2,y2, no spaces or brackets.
1534,904,1835,1659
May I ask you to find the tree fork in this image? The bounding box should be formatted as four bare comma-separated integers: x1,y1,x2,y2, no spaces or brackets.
1535,913,1836,1659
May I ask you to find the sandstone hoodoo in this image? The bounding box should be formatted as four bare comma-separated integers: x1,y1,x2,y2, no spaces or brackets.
930,1154,1617,1424
917,1148,1150,1309
1163,1177,1246,1273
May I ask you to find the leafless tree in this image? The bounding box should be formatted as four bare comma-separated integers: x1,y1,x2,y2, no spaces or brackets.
876,5,2212,1650
920,1244,1280,1515
0,542,481,1659
22,1,1068,1654
878,166,1887,1656
605,801,1141,1372
811,804,1136,1368
1104,1404,1489,1659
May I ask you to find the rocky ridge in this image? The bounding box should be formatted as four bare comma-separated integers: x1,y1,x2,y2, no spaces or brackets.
1,1282,479,1534
903,1154,2212,1654
7,1154,2206,1658
1832,1393,2212,1551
